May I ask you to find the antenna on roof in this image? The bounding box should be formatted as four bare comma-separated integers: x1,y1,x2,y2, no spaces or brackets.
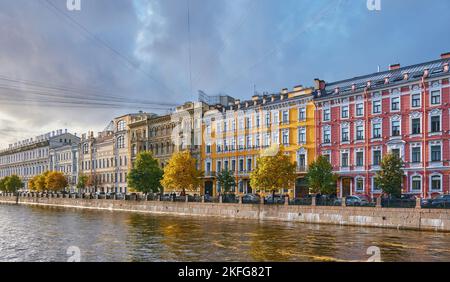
377,65,380,73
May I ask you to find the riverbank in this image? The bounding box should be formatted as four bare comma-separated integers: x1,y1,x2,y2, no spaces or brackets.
0,195,449,232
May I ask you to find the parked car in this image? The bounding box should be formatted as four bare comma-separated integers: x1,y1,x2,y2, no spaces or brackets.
265,194,285,204
203,194,213,202
242,193,260,204
429,194,450,208
334,195,369,206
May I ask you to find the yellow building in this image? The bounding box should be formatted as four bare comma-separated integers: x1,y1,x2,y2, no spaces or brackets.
200,85,316,197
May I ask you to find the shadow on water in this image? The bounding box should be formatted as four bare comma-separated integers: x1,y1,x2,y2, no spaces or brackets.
1,204,449,262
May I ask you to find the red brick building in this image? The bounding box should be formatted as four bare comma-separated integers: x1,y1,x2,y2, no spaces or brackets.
314,53,450,199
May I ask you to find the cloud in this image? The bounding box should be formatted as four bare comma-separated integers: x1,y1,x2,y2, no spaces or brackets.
0,0,450,148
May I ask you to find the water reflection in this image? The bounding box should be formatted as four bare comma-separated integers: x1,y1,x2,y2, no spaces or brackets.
0,204,449,262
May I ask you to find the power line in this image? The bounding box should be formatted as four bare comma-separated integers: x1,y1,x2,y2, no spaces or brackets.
0,75,178,107
40,0,178,97
217,0,347,94
187,0,193,101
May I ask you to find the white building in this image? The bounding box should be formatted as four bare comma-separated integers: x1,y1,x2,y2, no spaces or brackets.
0,129,79,190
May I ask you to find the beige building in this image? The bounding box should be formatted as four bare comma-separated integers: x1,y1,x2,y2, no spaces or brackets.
79,114,138,193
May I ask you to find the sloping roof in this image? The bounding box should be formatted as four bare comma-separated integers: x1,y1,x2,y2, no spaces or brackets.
315,58,450,99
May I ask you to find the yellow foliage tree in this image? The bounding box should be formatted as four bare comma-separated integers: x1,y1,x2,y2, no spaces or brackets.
160,151,202,195
45,171,68,192
250,148,297,196
29,171,50,192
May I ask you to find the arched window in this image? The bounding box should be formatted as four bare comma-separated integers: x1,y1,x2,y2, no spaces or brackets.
117,136,125,148
117,120,126,131
430,174,442,192
411,175,422,192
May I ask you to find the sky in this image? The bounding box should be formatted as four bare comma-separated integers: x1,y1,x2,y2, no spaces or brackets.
0,0,449,148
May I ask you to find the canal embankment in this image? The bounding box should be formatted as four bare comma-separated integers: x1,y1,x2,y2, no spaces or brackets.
0,194,449,232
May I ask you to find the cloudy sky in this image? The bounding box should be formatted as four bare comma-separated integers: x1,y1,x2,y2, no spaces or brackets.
0,0,449,147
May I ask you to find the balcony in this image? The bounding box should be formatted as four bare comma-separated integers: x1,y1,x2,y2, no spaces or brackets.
204,171,216,177
296,166,307,172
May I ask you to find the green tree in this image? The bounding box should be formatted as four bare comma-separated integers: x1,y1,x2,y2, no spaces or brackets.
250,148,297,197
4,175,23,193
0,177,8,192
375,153,404,198
306,155,338,195
128,151,163,194
216,169,236,194
77,173,89,193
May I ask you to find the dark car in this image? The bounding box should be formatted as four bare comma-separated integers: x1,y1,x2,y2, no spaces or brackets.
430,195,450,208
242,193,260,204
265,194,285,204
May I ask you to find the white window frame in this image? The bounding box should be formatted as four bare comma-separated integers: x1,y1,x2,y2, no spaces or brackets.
390,115,401,137
355,149,364,168
355,102,364,117
411,93,421,108
371,118,382,139
429,141,442,163
355,176,365,193
372,99,381,115
341,105,349,119
298,107,306,121
323,107,331,122
390,96,400,112
429,173,443,192
410,174,422,193
409,112,422,136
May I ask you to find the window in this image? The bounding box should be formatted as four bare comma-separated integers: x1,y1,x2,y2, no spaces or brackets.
256,114,260,128
341,127,349,142
391,149,400,158
297,153,306,168
372,100,381,114
265,112,270,126
411,94,421,108
431,174,442,191
391,120,400,136
431,116,440,132
431,90,441,105
411,147,421,163
356,151,364,167
116,136,125,149
298,107,306,121
372,178,381,192
356,178,364,192
341,105,349,118
341,152,349,167
239,159,244,171
411,176,421,192
323,128,331,144
391,97,400,111
372,123,381,138
356,125,364,140
117,120,126,131
411,118,421,135
282,130,289,145
431,145,441,162
356,103,364,116
373,150,381,166
247,159,252,171
323,108,330,121
281,110,289,123
231,160,236,171
298,127,306,144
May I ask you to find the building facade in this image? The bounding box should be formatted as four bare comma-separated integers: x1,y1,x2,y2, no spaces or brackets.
79,114,137,193
201,86,316,197
314,53,450,199
0,129,79,190
49,135,80,192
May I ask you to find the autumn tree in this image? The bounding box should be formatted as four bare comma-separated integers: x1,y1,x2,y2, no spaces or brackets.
128,151,163,194
216,169,236,194
306,155,338,195
375,153,404,198
161,151,202,195
4,175,23,193
249,149,296,197
86,174,99,192
45,171,68,192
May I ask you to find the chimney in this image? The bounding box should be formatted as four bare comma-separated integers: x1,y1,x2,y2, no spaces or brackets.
271,95,276,102
234,99,240,105
441,52,450,59
334,87,339,94
424,69,430,78
351,84,356,92
384,77,390,84
444,63,449,73
252,95,259,101
314,79,325,90
403,72,409,80
389,64,401,71
281,88,288,94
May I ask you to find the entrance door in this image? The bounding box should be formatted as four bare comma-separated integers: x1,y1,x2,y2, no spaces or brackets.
295,178,309,198
204,181,213,196
341,178,351,197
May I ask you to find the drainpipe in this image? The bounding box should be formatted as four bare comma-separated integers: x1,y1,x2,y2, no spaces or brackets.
364,87,370,198
421,75,427,199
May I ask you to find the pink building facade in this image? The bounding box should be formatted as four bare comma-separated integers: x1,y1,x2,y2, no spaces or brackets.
314,53,450,199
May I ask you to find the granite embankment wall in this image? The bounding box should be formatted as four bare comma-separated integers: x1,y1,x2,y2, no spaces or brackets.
0,195,449,232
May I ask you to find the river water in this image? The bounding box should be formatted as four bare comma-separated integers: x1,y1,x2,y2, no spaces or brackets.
0,204,448,262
